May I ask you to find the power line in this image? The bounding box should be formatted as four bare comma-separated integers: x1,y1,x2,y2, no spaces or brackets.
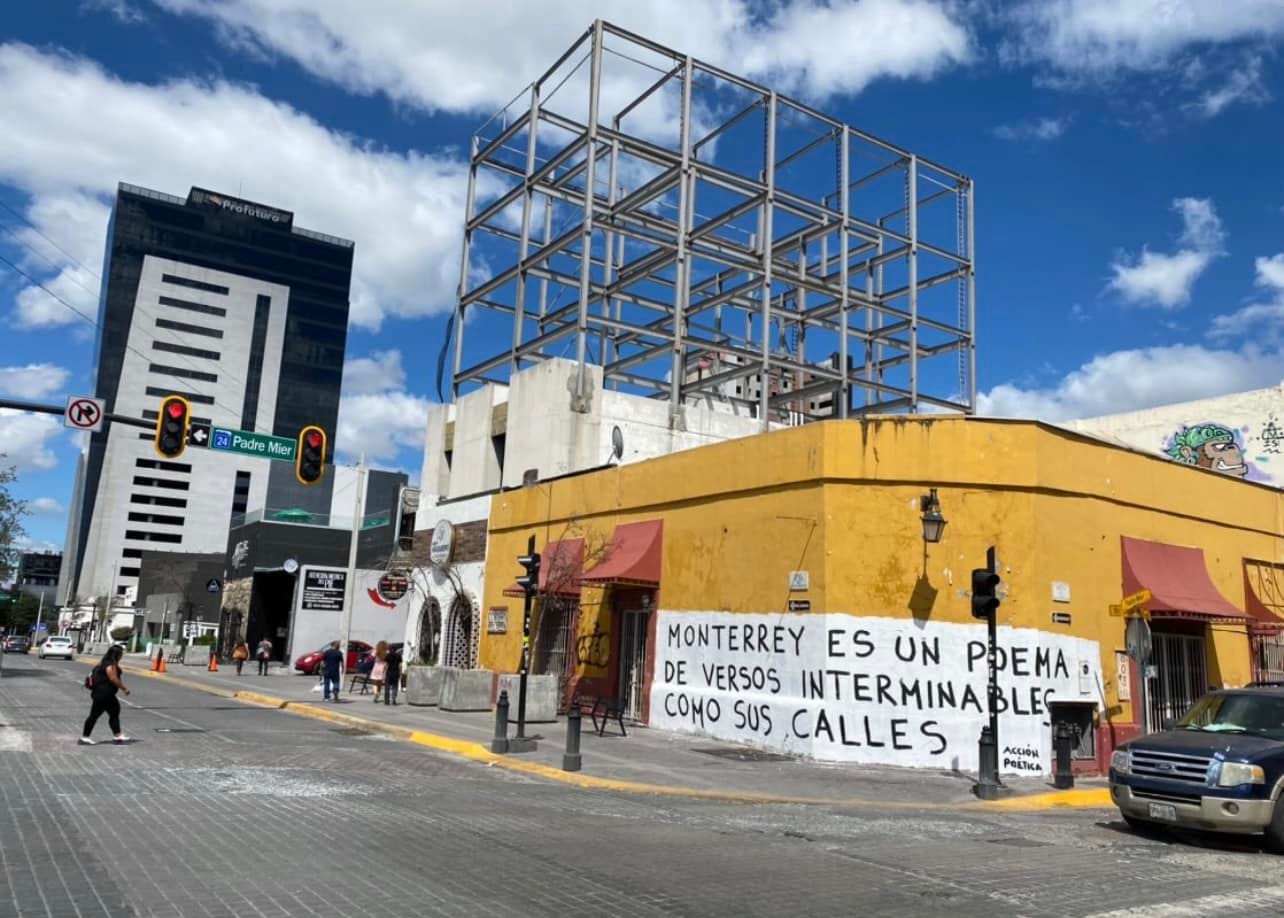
0,203,253,422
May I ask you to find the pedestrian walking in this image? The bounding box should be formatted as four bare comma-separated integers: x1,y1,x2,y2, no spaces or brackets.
256,637,272,676
322,640,344,702
370,640,388,702
80,645,132,745
384,644,402,705
232,640,249,676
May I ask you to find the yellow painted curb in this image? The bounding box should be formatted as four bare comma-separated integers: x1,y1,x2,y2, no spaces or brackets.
984,787,1113,810
108,660,1118,812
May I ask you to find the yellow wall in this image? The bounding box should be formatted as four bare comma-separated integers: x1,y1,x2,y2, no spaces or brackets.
479,417,1284,716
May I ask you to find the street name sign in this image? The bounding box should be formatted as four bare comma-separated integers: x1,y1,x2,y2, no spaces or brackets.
210,427,296,462
1120,589,1152,613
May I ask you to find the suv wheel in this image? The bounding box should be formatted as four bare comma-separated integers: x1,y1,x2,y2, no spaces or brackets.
1265,796,1284,855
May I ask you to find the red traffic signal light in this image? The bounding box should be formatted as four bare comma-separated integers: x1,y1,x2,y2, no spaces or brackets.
154,395,190,459
296,424,326,485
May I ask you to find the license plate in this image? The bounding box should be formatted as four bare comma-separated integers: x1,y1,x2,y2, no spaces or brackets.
1147,802,1177,822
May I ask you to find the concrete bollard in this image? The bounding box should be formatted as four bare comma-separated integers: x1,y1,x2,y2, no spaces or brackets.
490,690,510,754
562,705,582,772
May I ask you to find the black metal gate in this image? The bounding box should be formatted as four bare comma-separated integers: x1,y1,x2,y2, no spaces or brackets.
1148,632,1207,728
618,609,650,721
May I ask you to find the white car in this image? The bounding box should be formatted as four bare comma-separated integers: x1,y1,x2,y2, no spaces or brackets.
38,636,75,660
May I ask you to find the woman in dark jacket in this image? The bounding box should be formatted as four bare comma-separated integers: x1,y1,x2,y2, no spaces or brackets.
383,645,403,705
80,645,132,745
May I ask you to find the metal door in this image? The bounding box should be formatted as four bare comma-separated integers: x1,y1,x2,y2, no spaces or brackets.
1252,631,1284,683
618,609,650,721
534,597,575,701
1148,632,1207,729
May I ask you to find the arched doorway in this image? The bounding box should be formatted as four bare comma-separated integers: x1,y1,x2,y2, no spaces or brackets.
417,598,442,665
443,594,473,668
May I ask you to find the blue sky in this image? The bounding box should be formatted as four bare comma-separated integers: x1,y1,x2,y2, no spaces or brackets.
2,0,1284,554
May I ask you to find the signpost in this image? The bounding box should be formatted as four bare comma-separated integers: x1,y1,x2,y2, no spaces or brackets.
1121,589,1152,613
64,396,105,433
206,427,297,462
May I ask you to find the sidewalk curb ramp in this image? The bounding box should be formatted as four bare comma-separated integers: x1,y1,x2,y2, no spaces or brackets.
118,662,1113,812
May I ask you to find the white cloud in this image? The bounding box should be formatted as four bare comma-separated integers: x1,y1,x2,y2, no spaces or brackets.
0,43,480,330
8,193,110,328
1107,197,1224,309
153,0,972,112
342,350,406,396
0,363,72,400
979,344,1284,422
1208,253,1284,343
81,0,147,23
335,391,433,465
1003,1,1284,75
336,350,431,463
1194,54,1271,118
0,410,64,472
992,116,1069,142
29,497,65,514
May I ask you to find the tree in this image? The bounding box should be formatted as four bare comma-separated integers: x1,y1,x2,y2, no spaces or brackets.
0,459,28,585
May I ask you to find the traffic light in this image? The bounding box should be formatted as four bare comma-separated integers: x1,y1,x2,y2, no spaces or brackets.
295,425,326,485
516,548,541,598
971,567,1001,620
154,395,190,459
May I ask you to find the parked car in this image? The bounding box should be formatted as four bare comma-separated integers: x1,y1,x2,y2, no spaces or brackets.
38,636,75,660
1109,683,1284,853
3,635,30,654
292,640,372,675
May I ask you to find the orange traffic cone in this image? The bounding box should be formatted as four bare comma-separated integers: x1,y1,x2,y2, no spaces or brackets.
208,654,218,672
150,651,159,672
158,655,167,674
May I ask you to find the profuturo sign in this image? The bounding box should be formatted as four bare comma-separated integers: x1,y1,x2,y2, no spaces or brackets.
189,187,294,227
650,611,1102,776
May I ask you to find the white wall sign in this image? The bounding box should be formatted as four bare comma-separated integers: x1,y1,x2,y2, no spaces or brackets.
1115,650,1131,702
1051,581,1071,603
651,611,1102,776
429,520,455,566
789,571,810,592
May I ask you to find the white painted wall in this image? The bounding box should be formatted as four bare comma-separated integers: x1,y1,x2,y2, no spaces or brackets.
1065,383,1284,488
650,611,1102,776
290,565,411,663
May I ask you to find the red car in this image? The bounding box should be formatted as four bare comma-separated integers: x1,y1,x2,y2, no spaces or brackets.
293,641,372,675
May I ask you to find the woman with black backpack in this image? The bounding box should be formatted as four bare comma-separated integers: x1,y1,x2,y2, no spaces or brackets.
79,645,132,746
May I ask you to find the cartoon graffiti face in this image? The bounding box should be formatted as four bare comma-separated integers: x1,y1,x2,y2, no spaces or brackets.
1165,423,1249,478
1198,438,1247,476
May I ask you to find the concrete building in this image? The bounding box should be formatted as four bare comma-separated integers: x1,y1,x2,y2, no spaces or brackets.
15,551,61,605
63,183,353,606
1065,383,1284,489
469,416,1284,776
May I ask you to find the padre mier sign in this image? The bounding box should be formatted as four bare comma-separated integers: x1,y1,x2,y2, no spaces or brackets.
650,612,1101,775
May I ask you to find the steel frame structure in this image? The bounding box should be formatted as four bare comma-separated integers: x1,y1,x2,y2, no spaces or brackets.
451,20,976,425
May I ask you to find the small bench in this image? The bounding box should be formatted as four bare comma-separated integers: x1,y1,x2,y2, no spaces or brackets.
348,672,375,695
573,694,627,737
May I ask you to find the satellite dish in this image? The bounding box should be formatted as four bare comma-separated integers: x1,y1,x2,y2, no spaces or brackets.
611,425,624,462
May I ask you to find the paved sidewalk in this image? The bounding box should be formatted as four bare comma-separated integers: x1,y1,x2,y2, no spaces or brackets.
123,655,1112,811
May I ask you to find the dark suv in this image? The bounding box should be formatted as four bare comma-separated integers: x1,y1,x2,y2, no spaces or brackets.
1109,684,1284,852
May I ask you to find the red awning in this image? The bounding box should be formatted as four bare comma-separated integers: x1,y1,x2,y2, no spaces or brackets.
502,538,585,598
1121,536,1247,622
1243,562,1284,632
582,520,663,586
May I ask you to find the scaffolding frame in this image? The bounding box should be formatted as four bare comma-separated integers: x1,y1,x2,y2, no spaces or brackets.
451,19,976,425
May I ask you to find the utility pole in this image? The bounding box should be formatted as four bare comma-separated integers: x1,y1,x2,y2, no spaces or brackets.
34,592,44,644
337,455,366,674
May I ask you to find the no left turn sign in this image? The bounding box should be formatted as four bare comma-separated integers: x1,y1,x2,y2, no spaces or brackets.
64,396,105,433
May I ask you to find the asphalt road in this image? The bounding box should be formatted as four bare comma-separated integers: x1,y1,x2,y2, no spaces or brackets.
1,652,1281,918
